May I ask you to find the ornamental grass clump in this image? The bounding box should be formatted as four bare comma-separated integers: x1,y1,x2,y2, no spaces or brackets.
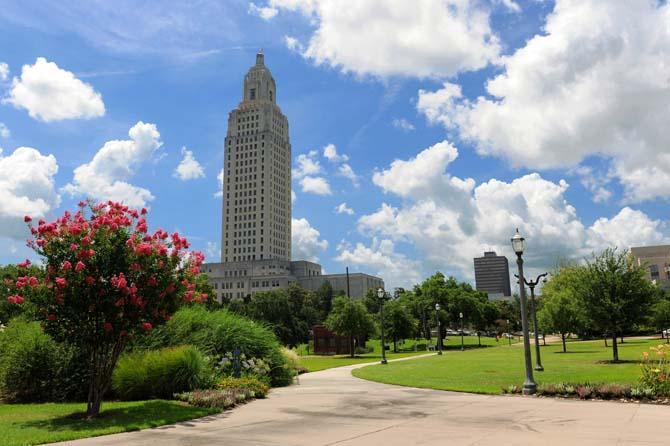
640,344,670,396
112,345,213,400
9,201,206,416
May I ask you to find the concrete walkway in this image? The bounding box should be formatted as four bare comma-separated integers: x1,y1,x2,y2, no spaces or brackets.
57,356,668,446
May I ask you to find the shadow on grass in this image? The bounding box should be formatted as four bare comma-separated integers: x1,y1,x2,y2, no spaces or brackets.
595,359,642,365
19,400,217,433
552,350,600,354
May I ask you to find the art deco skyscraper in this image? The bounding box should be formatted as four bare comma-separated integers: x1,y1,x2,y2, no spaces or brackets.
221,53,291,263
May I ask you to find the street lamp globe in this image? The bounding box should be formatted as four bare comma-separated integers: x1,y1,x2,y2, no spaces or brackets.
435,303,440,311
511,228,525,255
459,312,463,319
377,287,384,299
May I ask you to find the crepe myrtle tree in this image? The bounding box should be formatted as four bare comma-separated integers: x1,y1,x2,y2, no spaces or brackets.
7,201,207,416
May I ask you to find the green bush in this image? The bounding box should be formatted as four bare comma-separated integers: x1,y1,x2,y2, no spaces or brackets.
217,376,269,398
0,319,88,402
112,345,212,400
132,306,292,387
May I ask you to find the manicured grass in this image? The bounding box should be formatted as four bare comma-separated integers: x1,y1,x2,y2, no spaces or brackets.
299,335,503,372
353,338,663,394
0,400,218,446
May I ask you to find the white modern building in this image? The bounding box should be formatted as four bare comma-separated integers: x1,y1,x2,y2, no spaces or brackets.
202,53,383,301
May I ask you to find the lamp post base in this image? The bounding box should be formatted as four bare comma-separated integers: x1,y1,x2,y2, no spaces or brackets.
534,365,544,372
437,350,442,355
381,359,388,365
522,382,537,395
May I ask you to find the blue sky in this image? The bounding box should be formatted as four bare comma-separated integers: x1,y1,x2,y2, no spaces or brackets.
0,0,668,288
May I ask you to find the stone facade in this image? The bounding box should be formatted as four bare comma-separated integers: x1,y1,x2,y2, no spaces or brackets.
631,245,670,290
203,53,384,302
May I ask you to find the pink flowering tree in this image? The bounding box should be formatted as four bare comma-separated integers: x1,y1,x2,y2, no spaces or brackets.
10,201,207,416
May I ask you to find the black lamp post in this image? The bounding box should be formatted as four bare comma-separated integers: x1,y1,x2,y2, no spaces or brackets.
377,287,389,365
511,228,537,395
435,303,443,355
459,312,464,351
518,273,548,372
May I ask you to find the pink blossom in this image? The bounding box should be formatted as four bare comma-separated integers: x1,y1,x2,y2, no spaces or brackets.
61,260,72,271
103,322,113,333
36,239,46,247
24,215,32,223
55,277,67,288
17,259,31,268
7,295,24,305
85,276,95,285
75,261,86,272
142,322,152,331
70,243,79,252
47,314,57,321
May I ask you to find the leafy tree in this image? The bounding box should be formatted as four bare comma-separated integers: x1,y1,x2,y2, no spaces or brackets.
315,280,334,317
652,297,670,342
363,288,380,314
578,248,656,362
10,201,204,416
325,296,376,357
537,265,588,352
243,284,320,347
472,300,500,346
383,299,417,352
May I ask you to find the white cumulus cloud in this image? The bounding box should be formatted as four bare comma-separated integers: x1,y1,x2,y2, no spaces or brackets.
4,57,105,122
359,140,668,282
0,146,60,238
300,176,332,195
392,118,415,132
335,202,354,215
0,62,8,81
263,0,500,78
174,146,205,181
63,121,162,208
416,0,670,203
335,238,422,288
323,143,348,163
293,150,322,178
292,217,328,261
248,2,279,20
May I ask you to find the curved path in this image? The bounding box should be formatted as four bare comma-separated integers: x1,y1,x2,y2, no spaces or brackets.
58,355,667,446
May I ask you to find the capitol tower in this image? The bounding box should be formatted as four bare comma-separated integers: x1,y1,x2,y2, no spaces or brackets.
221,52,291,263
203,53,383,302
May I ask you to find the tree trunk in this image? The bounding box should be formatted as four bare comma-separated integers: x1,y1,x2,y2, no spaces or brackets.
620,335,624,344
611,333,619,362
477,332,481,347
604,336,608,347
350,336,354,358
542,332,546,346
393,336,398,353
561,333,566,353
86,339,125,417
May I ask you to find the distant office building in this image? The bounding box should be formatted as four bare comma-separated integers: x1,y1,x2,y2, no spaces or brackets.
473,251,512,298
201,53,383,301
631,245,670,290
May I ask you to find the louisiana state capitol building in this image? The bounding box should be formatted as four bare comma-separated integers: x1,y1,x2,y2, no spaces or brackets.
203,53,383,302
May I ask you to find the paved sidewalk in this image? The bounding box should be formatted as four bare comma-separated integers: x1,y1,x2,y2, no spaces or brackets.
55,355,668,445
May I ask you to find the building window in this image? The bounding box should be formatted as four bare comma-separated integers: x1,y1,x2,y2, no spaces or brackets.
250,88,256,100
650,264,660,281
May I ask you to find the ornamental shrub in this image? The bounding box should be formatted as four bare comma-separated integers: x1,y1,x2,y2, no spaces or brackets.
133,306,292,386
11,201,206,416
0,319,88,402
112,345,212,400
174,388,253,410
217,376,269,398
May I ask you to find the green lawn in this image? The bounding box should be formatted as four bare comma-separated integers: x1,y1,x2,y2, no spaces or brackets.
0,400,218,446
353,337,663,394
299,335,504,372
